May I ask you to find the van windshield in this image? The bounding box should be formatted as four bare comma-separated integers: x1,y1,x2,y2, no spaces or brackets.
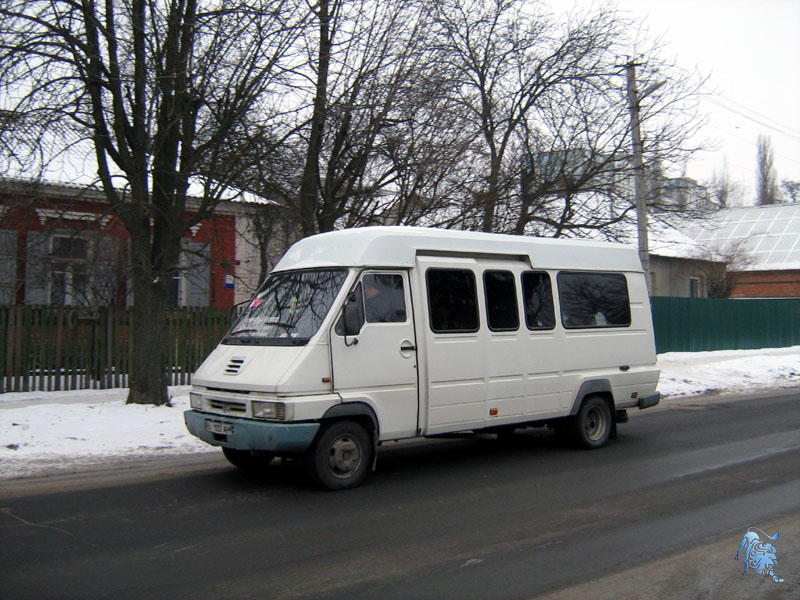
224,269,348,346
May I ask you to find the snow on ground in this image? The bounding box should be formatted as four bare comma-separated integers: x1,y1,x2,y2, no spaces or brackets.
1,347,799,480
657,346,800,398
1,388,215,479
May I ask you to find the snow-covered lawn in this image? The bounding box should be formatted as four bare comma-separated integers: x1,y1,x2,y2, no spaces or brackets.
1,347,798,480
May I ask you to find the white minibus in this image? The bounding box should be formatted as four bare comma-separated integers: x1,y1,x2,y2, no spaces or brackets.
185,226,660,489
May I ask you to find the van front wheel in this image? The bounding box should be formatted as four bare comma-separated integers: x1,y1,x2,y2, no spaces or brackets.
307,420,374,490
574,396,612,449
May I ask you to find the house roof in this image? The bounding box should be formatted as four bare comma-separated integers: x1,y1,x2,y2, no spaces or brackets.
0,177,263,216
683,203,800,271
645,218,706,260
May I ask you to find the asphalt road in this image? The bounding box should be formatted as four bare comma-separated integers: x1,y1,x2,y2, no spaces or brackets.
1,392,798,600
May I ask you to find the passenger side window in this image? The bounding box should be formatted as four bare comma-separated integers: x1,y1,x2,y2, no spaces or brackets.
521,271,555,330
427,268,479,333
363,273,407,323
484,270,519,331
557,272,631,329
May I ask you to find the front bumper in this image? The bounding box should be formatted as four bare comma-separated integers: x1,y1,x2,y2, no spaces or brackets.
184,410,320,453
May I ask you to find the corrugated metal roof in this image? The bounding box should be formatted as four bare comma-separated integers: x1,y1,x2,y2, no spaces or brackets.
684,203,800,271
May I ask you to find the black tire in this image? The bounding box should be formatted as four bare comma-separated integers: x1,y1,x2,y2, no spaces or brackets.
306,420,374,490
222,447,275,471
573,395,612,449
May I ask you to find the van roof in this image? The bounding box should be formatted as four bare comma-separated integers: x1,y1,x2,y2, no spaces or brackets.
273,226,643,273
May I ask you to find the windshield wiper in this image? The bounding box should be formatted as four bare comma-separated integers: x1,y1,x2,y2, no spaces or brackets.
229,328,259,336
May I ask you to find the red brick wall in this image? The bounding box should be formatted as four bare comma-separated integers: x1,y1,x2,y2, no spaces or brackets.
729,270,800,298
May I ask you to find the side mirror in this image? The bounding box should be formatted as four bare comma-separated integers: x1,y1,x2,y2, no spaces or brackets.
342,299,362,336
335,283,365,338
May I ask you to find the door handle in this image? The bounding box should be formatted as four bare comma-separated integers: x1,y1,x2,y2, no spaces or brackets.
400,344,417,352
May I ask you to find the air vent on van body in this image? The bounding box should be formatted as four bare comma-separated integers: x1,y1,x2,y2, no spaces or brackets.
224,356,248,376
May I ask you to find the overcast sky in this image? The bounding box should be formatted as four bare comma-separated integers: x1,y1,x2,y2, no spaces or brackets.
568,0,800,204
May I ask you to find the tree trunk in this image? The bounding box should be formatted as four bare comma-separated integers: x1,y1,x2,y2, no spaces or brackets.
127,277,170,405
126,232,171,406
297,0,332,237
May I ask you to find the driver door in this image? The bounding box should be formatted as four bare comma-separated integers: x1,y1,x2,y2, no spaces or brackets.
330,271,419,439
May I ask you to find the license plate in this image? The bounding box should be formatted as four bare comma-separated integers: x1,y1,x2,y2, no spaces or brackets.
205,420,234,435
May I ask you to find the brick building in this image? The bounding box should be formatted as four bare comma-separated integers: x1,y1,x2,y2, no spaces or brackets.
0,178,262,307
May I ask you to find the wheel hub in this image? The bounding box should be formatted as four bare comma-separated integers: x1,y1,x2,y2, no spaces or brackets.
328,435,362,477
584,406,606,441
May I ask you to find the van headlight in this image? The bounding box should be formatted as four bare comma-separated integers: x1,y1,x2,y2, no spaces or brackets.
252,401,287,420
189,392,203,410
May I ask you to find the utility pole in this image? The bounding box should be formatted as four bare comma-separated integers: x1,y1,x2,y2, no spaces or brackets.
625,60,651,294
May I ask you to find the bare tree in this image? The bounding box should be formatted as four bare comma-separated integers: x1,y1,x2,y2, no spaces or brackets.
756,134,780,205
0,0,305,404
429,0,707,236
708,159,742,208
781,179,800,203
692,239,753,298
245,0,708,247
291,0,455,236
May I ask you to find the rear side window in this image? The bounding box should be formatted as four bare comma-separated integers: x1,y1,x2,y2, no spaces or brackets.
427,268,479,333
484,270,519,331
557,272,631,329
521,271,555,330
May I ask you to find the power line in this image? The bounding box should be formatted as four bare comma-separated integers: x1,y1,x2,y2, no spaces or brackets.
703,95,800,142
710,92,800,137
704,121,800,170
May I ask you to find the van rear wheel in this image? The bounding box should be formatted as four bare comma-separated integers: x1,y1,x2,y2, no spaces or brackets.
573,396,612,449
222,447,275,471
306,420,373,490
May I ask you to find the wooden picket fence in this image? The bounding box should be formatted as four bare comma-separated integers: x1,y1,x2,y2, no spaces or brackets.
0,306,235,392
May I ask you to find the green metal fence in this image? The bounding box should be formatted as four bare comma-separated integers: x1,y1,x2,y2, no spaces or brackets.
0,306,234,393
651,297,800,354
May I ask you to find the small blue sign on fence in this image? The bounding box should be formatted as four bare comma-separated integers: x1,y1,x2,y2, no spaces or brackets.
224,274,234,289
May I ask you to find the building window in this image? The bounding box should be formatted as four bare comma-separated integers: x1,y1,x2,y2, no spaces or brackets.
0,229,17,304
557,272,631,328
49,235,90,306
168,241,210,307
24,230,122,307
689,277,701,298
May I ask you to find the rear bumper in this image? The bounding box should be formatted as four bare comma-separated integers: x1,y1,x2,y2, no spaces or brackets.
638,392,661,410
184,410,320,453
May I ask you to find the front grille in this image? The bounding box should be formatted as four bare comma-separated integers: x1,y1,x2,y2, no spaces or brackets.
208,399,247,414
